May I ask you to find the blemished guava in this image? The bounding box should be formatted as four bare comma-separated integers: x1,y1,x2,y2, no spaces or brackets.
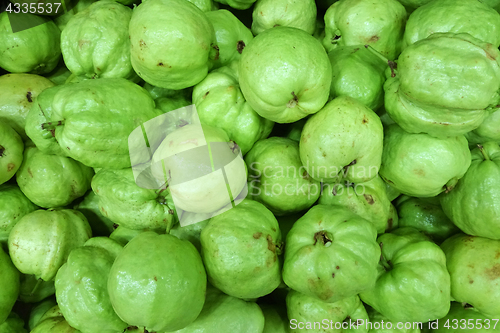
0,122,23,185
0,73,54,141
0,184,37,243
245,137,320,216
299,96,384,183
61,0,137,80
129,0,218,89
107,231,207,332
0,12,61,74
282,205,380,303
8,209,92,281
200,199,282,299
379,124,471,197
239,26,332,123
323,0,407,60
440,234,500,318
0,246,20,325
251,0,317,35
360,228,451,323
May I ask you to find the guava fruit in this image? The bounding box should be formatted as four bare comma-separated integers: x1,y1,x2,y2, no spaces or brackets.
323,0,407,60
213,0,256,10
319,175,398,234
251,0,317,35
260,304,289,333
29,305,80,333
0,12,61,74
403,0,500,48
465,108,500,144
109,225,149,246
384,33,500,137
379,124,471,197
360,228,450,323
245,137,320,215
129,0,218,89
73,191,115,237
366,307,421,332
480,0,500,11
107,231,206,332
25,78,161,169
283,205,380,303
239,26,332,123
286,290,369,333
441,234,500,318
328,45,387,111
205,10,253,69
8,209,92,281
0,312,27,333
200,199,282,299
0,73,54,140
0,122,23,185
91,168,176,231
299,96,384,183
29,299,57,330
53,0,98,31
61,0,136,80
16,146,93,208
0,184,37,243
187,0,218,11
396,0,432,12
83,236,123,258
170,216,209,252
428,302,500,332
192,66,274,154
440,142,500,239
285,118,307,142
18,274,55,303
0,246,19,325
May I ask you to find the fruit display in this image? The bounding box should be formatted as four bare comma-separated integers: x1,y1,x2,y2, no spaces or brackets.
2,0,500,332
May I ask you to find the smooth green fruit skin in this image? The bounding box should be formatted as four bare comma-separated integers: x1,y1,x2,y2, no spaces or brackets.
0,13,61,74
8,209,92,281
73,191,115,237
214,0,256,10
55,245,127,333
200,199,282,299
319,175,398,234
441,142,500,239
28,299,57,330
299,96,384,183
61,0,136,80
108,232,207,332
283,205,380,303
173,286,265,333
466,108,500,144
239,26,332,123
0,184,37,243
441,234,500,318
129,0,216,89
287,290,369,333
16,146,93,208
170,217,209,253
245,137,320,215
0,312,27,333
429,302,500,332
396,196,459,244
251,0,317,35
205,10,253,69
0,73,54,140
0,122,23,185
91,168,175,231
328,45,387,111
380,124,471,197
0,247,20,325
360,228,450,323
366,307,421,333
323,0,407,60
109,225,150,246
403,0,500,48
385,33,500,137
260,304,289,333
192,66,274,155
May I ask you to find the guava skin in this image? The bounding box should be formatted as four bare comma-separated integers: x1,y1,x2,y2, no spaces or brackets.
282,205,380,304
0,12,61,74
8,209,92,281
214,0,256,10
429,302,500,332
0,73,54,141
0,246,20,325
299,96,384,183
385,33,500,137
28,298,57,330
73,191,115,237
286,290,369,333
0,312,27,333
379,124,471,197
441,234,500,318
129,0,217,89
260,304,288,333
403,0,500,48
29,305,80,333
0,184,37,243
107,232,207,332
200,199,282,299
0,122,23,186
245,137,320,216
360,228,451,323
441,142,500,240
239,26,332,123
323,0,407,60
53,0,98,31
466,108,500,145
61,0,136,80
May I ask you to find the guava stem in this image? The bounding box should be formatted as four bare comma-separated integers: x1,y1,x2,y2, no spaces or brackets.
477,144,490,161
31,278,43,296
364,45,397,77
41,120,65,131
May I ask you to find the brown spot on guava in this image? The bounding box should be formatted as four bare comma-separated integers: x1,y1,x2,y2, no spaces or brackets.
203,91,210,99
485,264,500,280
287,91,299,108
332,273,335,278
369,35,379,42
27,168,33,178
154,276,157,281
253,232,262,239
26,91,32,102
387,218,393,230
469,279,474,284
362,116,368,124
0,145,4,157
7,163,15,172
237,40,245,54
266,235,276,253
336,266,340,269
364,194,374,205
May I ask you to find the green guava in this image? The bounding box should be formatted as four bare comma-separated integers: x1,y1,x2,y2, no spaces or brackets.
366,307,421,332
109,225,150,246
428,302,500,332
187,0,218,11
0,184,37,243
466,108,500,145
18,274,55,303
0,312,27,333
73,191,115,237
213,0,256,10
0,247,19,325
260,304,289,333
53,0,98,31
0,122,23,185
170,216,209,253
28,299,57,330
29,305,80,333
